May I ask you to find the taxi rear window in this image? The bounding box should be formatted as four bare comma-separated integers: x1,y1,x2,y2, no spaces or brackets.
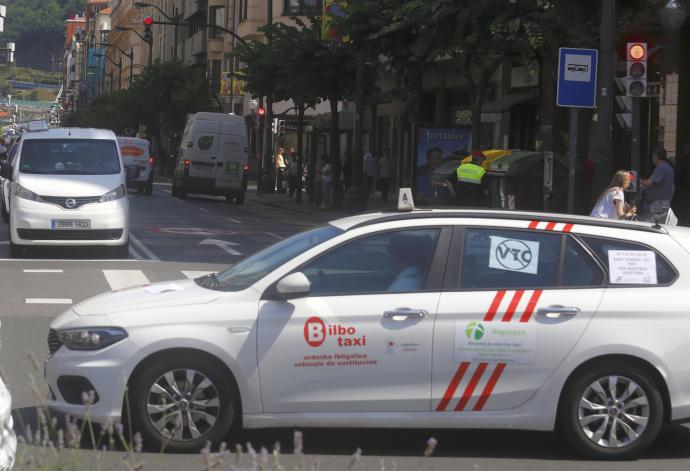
580,236,676,286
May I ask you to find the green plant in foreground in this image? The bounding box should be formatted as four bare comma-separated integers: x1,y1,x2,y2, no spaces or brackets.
12,352,439,470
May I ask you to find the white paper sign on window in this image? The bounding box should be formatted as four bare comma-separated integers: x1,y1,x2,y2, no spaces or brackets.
608,250,657,284
488,236,540,275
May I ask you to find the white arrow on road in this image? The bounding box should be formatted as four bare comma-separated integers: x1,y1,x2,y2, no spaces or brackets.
198,239,243,256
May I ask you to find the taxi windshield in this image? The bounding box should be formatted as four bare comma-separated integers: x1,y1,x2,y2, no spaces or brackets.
198,225,344,292
19,139,121,175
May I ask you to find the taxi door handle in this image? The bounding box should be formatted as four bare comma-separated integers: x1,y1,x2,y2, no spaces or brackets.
536,305,580,319
383,308,428,320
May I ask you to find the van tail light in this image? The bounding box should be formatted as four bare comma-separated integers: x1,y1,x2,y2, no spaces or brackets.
183,159,191,167
148,156,155,165
243,164,249,174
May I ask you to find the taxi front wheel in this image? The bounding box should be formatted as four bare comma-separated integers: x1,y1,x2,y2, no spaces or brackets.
558,360,663,460
130,353,237,452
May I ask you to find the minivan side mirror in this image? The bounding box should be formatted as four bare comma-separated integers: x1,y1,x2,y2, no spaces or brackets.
273,272,311,300
0,162,12,181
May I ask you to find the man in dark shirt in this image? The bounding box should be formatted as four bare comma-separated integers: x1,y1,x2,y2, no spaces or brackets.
641,147,675,213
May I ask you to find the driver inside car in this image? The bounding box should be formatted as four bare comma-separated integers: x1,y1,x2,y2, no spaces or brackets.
388,232,434,292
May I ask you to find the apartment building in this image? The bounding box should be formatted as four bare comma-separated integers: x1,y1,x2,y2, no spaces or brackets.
107,0,149,90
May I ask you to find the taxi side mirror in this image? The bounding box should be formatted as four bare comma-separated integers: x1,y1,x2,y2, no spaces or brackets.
273,272,311,300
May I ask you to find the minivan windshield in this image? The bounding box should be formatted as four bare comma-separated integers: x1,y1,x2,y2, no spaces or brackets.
18,139,121,175
196,225,344,292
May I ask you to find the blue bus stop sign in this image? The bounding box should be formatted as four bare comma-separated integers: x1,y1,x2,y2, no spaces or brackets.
556,48,598,108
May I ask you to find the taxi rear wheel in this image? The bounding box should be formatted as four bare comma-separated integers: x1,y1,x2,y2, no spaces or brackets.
130,354,236,452
558,360,663,460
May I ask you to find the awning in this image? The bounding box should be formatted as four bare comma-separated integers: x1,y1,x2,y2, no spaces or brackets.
482,89,540,113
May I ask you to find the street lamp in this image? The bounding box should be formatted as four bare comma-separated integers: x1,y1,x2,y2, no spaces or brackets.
660,0,686,31
133,1,179,60
116,26,153,67
100,42,134,87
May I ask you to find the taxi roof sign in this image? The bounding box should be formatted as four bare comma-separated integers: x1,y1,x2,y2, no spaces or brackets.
397,188,415,212
27,121,49,132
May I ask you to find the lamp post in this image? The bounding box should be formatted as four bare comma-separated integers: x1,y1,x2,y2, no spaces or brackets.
133,1,178,60
100,42,134,87
115,26,153,67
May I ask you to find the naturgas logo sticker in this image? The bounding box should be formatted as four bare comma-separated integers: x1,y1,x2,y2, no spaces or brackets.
465,321,485,340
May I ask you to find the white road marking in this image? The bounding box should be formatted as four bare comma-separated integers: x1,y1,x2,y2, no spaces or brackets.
26,298,72,304
199,208,209,213
129,233,160,261
198,238,243,256
265,232,283,240
0,241,8,245
129,244,143,260
103,270,150,291
23,269,64,273
225,217,241,224
181,270,217,279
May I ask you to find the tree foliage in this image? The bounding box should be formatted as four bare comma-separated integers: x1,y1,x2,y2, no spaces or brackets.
0,0,85,39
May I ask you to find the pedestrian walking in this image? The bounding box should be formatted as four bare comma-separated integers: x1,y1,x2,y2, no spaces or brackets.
287,147,300,198
455,150,488,206
363,152,375,195
590,170,637,219
640,147,675,215
378,151,393,203
274,147,287,193
321,156,333,209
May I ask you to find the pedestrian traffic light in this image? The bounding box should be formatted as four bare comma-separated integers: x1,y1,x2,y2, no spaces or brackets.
626,42,647,97
278,120,286,135
143,16,154,43
271,118,278,135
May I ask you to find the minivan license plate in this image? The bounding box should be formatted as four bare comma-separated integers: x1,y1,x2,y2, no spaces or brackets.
51,220,91,230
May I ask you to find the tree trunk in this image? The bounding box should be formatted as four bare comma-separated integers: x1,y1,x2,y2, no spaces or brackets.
329,96,341,206
296,104,305,203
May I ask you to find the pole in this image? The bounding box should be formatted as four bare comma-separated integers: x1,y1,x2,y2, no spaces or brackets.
118,57,123,90
257,97,265,193
229,0,238,112
261,0,275,193
347,49,366,211
567,108,578,213
631,97,641,193
148,40,153,67
594,0,616,198
129,47,134,87
173,6,178,60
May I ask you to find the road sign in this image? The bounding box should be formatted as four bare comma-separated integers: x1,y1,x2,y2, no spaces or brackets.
557,48,598,108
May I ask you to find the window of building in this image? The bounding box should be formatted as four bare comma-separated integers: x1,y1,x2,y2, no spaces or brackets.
284,0,322,16
209,6,225,39
239,0,248,22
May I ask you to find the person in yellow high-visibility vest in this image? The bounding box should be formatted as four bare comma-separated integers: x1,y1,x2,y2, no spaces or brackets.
456,150,488,206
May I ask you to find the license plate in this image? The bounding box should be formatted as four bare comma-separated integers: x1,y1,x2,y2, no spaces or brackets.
225,162,239,175
51,219,91,230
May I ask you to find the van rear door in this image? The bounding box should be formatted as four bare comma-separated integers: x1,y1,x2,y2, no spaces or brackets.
118,138,149,170
189,120,220,182
216,131,247,192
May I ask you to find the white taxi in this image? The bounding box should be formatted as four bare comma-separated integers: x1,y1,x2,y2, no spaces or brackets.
45,206,690,459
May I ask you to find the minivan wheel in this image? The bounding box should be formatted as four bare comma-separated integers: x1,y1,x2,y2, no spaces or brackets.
130,354,237,453
558,360,663,460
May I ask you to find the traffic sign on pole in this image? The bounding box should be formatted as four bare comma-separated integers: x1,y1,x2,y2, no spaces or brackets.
556,48,599,108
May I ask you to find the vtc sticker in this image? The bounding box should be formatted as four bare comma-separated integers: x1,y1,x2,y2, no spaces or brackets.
303,316,366,348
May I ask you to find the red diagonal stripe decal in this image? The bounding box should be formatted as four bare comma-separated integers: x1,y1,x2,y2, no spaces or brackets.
545,221,557,231
501,290,524,322
454,362,488,411
519,289,543,323
528,220,539,229
436,362,470,411
473,363,507,411
484,290,506,322
563,223,574,233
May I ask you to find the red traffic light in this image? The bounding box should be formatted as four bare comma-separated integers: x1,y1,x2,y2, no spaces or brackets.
143,16,154,26
628,43,646,61
257,107,266,116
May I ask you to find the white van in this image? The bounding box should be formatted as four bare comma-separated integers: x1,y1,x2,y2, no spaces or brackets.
0,124,131,258
172,112,248,203
118,137,154,195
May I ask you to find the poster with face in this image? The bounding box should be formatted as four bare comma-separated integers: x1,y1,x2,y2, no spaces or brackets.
415,126,472,198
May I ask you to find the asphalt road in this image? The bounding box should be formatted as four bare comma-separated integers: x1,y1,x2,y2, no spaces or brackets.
3,184,690,470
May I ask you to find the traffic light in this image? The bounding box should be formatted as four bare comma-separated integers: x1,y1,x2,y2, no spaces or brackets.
626,42,647,97
271,118,278,135
278,120,286,135
143,16,154,43
257,107,266,127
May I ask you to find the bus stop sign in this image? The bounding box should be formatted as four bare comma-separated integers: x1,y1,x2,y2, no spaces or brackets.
557,48,598,108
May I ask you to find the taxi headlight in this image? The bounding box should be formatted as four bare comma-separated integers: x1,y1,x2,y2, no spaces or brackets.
99,184,126,203
58,327,128,351
14,184,43,202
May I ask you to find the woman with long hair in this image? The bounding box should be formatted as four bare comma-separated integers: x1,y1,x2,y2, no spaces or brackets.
590,170,637,219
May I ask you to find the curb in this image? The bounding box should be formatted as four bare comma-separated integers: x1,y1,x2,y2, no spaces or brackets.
248,196,340,220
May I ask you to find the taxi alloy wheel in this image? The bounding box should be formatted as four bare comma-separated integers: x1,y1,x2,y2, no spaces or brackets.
559,360,664,460
131,355,236,452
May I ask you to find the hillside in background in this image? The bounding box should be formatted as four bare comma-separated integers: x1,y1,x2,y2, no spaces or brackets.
0,0,86,71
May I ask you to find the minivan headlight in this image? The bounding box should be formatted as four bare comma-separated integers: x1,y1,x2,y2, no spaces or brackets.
58,327,128,351
14,184,43,202
99,184,126,203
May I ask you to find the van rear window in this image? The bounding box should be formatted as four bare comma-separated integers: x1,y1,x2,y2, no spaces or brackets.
19,139,121,175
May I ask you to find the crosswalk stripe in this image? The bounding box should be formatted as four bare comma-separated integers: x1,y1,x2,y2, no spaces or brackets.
103,270,150,291
26,298,72,304
181,271,216,280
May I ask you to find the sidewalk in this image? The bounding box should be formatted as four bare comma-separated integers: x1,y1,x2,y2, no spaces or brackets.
248,187,396,221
